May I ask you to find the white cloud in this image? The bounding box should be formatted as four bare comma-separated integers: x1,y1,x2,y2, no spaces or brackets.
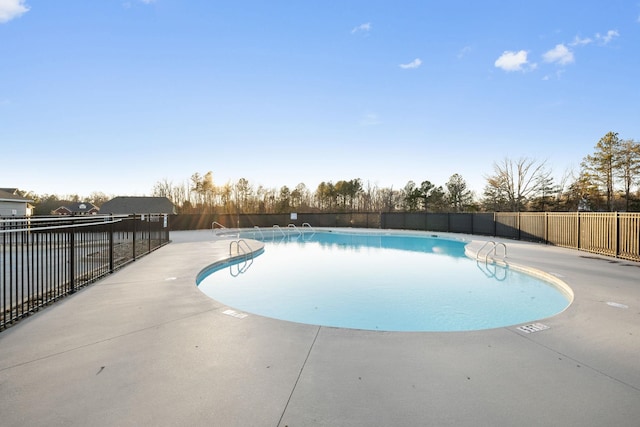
596,29,619,44
123,1,155,9
494,50,532,72
542,69,565,81
569,35,592,46
543,44,574,65
0,0,29,23
457,46,472,59
399,58,422,69
569,29,619,48
351,22,371,34
359,112,381,126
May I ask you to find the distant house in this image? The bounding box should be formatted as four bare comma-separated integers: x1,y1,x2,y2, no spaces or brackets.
52,202,100,216
99,196,176,215
0,188,34,217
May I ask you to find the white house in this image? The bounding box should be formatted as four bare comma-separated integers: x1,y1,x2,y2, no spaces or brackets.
0,188,34,217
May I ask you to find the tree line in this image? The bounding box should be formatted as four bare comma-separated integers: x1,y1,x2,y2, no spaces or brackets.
149,173,477,215
18,131,640,215
150,131,639,213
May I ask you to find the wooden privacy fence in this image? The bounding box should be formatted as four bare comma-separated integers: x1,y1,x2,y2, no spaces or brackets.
173,212,640,262
494,212,640,261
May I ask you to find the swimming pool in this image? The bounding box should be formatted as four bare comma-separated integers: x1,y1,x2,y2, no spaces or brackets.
197,229,572,332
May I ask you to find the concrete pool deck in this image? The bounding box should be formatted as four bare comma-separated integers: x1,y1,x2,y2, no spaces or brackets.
1,229,639,426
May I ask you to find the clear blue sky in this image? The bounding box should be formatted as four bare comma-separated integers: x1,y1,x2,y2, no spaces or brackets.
1,0,639,198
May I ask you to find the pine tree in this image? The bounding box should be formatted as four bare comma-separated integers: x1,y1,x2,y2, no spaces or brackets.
581,132,621,211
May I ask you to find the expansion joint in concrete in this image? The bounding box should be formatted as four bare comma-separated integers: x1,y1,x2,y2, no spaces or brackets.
277,325,321,427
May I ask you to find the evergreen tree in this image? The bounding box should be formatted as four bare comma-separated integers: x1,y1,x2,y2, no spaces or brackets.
445,174,473,212
581,131,620,211
616,139,640,211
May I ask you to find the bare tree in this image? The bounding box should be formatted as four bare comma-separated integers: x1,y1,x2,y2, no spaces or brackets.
219,182,233,213
256,186,277,213
291,183,310,210
553,167,574,210
234,178,252,213
483,157,549,212
152,178,173,200
87,191,111,206
375,186,398,212
152,179,191,212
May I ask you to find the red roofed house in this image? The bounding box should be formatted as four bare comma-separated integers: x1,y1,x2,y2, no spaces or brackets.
52,202,100,215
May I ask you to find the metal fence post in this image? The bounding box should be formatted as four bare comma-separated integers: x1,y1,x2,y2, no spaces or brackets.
69,225,75,294
109,214,114,273
471,213,475,235
132,214,137,261
493,212,497,237
544,212,548,244
615,212,619,258
576,211,581,250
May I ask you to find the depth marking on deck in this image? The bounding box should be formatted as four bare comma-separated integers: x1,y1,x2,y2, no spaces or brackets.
606,301,629,309
222,309,248,319
517,323,550,333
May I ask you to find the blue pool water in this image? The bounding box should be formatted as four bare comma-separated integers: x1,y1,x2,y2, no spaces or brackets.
197,230,571,332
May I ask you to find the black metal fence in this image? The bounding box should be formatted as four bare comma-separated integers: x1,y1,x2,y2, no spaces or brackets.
1,214,170,330
5,211,635,330
172,211,640,262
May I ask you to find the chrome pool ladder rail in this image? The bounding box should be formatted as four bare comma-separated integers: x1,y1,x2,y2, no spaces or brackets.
229,238,253,257
475,260,508,281
288,223,302,237
212,221,226,232
228,239,254,276
477,241,507,264
272,225,286,238
253,226,265,240
212,221,239,238
301,222,316,239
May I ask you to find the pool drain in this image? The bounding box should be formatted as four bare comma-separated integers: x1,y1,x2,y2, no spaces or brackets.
517,323,549,333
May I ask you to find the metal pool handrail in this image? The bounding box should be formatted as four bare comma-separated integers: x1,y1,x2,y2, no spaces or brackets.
213,221,240,238
212,221,226,232
287,223,302,236
272,225,286,238
301,222,316,240
253,226,264,240
477,241,507,264
228,239,254,276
